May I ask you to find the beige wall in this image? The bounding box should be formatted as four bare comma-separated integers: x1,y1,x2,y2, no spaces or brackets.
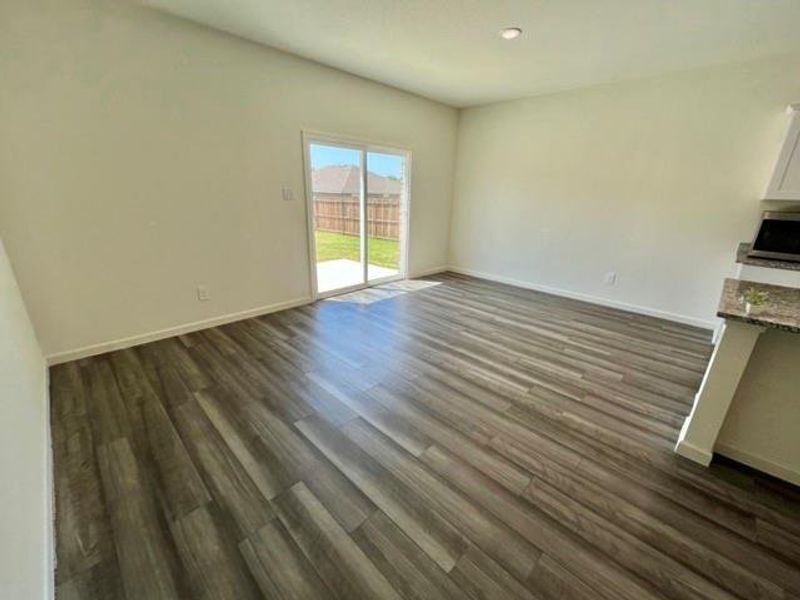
0,0,458,360
717,328,800,484
0,238,51,599
450,54,800,328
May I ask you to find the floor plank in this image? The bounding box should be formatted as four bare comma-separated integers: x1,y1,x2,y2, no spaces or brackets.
240,518,332,600
273,482,401,599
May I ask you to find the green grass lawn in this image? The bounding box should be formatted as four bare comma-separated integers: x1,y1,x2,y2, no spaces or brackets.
315,231,399,269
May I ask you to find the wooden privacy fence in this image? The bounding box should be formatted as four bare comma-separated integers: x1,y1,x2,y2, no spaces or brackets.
313,193,401,240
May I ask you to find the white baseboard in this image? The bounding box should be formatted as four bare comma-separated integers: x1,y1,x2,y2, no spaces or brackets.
447,266,717,332
410,265,449,278
675,439,713,466
45,296,312,365
44,266,715,364
715,442,800,487
674,416,713,466
44,366,54,600
44,270,450,366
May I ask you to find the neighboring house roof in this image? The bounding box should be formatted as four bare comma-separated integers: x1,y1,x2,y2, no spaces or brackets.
312,165,402,195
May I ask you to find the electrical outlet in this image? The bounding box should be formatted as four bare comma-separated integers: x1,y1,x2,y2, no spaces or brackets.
604,271,617,286
196,285,210,301
281,187,294,202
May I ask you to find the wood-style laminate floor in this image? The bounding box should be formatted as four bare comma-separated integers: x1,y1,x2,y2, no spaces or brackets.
51,272,800,600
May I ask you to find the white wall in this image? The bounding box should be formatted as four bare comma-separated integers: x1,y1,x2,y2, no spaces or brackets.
450,54,800,328
0,238,51,599
0,0,458,361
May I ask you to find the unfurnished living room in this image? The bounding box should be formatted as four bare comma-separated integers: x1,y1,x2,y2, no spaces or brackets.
4,1,800,599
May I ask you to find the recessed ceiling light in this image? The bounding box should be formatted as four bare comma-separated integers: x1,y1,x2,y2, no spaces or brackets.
499,27,522,40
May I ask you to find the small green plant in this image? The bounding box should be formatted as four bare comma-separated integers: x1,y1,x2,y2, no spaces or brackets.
742,287,770,307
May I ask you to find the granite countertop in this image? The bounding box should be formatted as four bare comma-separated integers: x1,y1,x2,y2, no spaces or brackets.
718,278,800,333
736,242,800,272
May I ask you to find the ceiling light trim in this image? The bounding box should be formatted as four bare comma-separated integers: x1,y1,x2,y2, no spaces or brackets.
499,27,522,40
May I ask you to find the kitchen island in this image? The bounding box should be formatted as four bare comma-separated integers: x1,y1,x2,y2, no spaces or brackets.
676,277,800,485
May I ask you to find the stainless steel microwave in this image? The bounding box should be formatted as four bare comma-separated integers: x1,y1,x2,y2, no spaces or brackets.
748,211,800,262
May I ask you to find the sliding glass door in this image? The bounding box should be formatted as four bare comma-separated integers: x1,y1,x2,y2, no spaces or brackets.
307,142,365,294
366,151,405,283
304,134,409,298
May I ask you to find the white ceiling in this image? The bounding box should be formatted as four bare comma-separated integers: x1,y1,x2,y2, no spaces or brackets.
144,0,800,107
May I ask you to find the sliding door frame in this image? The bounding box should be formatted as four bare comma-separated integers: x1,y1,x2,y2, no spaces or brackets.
301,130,411,300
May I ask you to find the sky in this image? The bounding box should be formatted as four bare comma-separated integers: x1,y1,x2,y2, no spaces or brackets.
310,144,404,178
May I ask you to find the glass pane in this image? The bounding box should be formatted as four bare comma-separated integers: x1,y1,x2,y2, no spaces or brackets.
310,143,365,294
366,152,404,282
